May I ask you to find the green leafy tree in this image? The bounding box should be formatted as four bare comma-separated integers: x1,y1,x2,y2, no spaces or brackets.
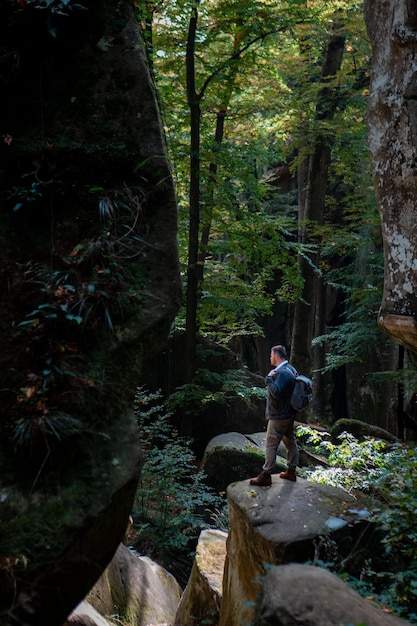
147,0,312,374
146,0,383,430
149,0,373,337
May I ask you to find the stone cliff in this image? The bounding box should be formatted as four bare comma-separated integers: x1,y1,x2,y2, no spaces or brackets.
0,2,180,623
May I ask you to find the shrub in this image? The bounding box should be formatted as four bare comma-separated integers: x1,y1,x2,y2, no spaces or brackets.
297,425,417,622
132,387,224,584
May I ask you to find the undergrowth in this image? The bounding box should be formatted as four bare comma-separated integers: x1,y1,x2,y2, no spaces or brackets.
297,424,417,623
131,387,226,587
166,366,266,416
127,402,417,621
4,184,147,456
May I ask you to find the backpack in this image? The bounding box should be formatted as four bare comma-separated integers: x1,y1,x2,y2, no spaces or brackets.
285,366,313,411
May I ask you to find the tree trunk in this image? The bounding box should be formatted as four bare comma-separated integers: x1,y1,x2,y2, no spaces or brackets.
197,107,227,282
291,24,346,375
312,274,327,415
364,0,417,354
185,4,201,384
196,33,242,291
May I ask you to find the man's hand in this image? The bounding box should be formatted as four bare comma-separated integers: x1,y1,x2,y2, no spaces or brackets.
268,369,277,376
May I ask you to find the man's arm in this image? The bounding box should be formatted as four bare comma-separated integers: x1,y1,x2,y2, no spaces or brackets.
266,368,294,399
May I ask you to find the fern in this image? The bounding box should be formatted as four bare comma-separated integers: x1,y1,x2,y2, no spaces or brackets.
298,425,417,621
132,387,224,582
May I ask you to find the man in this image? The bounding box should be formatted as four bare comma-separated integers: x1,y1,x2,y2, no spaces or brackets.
250,344,299,486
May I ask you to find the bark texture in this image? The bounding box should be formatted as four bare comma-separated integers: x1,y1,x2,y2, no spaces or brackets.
364,0,417,353
291,24,345,375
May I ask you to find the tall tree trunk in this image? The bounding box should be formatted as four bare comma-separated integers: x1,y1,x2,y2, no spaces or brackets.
196,33,242,290
197,109,226,279
291,24,346,376
185,20,243,383
313,274,327,415
364,0,417,355
185,4,201,384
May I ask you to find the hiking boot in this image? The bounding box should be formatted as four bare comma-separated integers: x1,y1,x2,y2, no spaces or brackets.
249,471,272,486
280,469,297,482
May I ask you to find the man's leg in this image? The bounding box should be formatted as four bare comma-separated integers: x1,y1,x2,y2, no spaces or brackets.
280,418,298,481
250,419,282,486
282,424,299,469
262,418,283,473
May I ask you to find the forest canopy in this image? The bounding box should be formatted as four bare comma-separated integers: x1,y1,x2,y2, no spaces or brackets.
138,0,384,382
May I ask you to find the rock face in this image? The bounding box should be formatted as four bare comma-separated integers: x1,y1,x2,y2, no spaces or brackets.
68,544,182,626
174,529,227,626
218,476,378,626
142,331,266,451
0,2,180,624
254,563,408,626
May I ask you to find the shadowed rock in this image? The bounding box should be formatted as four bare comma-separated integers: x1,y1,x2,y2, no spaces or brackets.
175,529,227,626
254,563,410,626
0,2,180,623
219,477,377,626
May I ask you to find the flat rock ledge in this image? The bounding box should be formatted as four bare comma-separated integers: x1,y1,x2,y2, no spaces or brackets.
218,476,388,626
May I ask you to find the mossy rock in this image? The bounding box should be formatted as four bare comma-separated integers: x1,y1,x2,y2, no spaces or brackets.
330,418,400,443
200,432,286,493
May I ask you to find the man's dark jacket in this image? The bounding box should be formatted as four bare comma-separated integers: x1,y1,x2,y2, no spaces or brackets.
265,363,296,420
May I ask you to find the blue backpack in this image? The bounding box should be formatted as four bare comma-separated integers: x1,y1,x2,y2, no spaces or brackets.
285,365,313,412
290,374,313,411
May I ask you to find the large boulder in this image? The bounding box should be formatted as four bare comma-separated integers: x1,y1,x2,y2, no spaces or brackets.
330,418,401,443
218,476,378,626
254,563,409,626
200,431,328,493
66,544,182,626
200,432,285,492
0,2,181,624
174,529,227,626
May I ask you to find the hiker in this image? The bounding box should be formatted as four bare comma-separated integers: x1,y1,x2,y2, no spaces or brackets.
250,344,299,485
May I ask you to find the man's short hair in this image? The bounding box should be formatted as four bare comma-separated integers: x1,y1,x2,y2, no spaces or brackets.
272,345,287,358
